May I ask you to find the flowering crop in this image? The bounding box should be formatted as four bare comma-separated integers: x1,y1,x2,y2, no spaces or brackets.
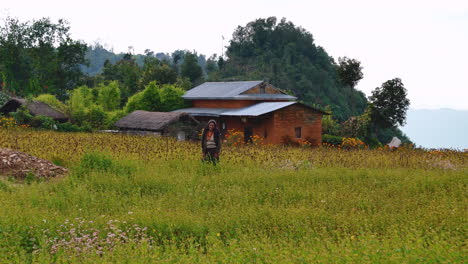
0,129,465,262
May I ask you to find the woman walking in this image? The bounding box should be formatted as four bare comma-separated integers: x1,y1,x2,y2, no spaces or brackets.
201,120,221,164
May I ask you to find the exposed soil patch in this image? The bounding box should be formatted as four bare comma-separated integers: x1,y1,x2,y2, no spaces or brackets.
0,148,68,179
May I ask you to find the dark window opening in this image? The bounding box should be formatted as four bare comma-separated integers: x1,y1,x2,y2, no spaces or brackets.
295,127,302,138
264,128,268,138
244,126,253,143
259,83,266,93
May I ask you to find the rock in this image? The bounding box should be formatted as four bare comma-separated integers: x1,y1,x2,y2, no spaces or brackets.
387,137,402,149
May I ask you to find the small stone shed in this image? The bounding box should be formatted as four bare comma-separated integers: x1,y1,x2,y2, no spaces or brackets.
114,110,200,140
0,98,68,122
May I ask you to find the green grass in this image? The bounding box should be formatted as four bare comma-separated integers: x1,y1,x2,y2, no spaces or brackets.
0,130,466,263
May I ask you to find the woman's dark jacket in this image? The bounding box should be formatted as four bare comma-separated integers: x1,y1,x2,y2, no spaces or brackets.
201,128,221,153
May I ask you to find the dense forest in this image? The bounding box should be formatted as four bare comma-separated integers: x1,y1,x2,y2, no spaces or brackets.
0,16,410,146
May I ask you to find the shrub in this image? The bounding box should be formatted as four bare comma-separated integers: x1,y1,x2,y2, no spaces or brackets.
30,115,56,129
0,90,10,107
85,105,108,130
10,106,33,125
106,110,126,129
124,81,161,113
57,122,92,132
341,137,366,150
322,134,343,146
97,81,121,111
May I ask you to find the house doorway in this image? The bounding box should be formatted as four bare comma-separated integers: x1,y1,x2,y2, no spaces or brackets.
244,126,253,143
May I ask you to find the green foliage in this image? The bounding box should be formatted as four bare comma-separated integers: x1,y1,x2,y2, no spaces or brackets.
336,56,364,88
84,105,108,130
369,78,410,128
56,122,92,132
102,54,141,100
0,16,87,98
140,52,177,87
34,94,68,115
181,52,203,85
106,110,126,129
212,17,367,121
321,106,341,135
124,81,161,113
0,90,10,106
30,115,56,129
10,106,33,125
97,81,121,111
160,84,187,111
322,134,343,145
68,85,94,116
341,108,372,139
75,151,136,178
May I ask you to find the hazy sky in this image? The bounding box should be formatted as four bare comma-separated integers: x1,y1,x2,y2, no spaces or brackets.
1,0,467,110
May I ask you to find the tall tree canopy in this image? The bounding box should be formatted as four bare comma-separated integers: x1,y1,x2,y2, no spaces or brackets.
336,56,363,89
369,78,410,128
212,17,367,121
0,17,87,98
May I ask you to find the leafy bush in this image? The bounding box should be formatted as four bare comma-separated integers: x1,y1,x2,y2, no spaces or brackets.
68,85,95,117
10,106,33,125
322,134,343,146
57,122,92,132
159,84,187,111
0,90,10,107
97,81,121,111
30,115,56,129
106,110,126,129
84,105,108,130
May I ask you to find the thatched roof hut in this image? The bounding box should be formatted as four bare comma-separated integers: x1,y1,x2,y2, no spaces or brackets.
0,98,68,122
115,110,200,140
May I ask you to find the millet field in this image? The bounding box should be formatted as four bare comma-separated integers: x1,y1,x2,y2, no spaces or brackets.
0,129,466,263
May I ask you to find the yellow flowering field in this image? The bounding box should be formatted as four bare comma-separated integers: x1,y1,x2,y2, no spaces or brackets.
0,128,466,263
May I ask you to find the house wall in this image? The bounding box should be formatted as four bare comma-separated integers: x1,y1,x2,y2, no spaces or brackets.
194,105,322,145
241,83,283,94
270,105,322,145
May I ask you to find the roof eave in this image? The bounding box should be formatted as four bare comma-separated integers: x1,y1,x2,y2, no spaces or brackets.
182,97,296,100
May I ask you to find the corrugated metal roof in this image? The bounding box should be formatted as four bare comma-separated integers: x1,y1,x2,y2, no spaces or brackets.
183,81,263,99
172,108,230,117
234,94,296,100
222,102,296,116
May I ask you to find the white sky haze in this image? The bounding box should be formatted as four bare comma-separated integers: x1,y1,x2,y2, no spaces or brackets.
1,0,467,110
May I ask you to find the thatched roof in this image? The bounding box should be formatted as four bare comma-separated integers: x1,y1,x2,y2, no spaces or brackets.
115,111,198,131
0,98,68,121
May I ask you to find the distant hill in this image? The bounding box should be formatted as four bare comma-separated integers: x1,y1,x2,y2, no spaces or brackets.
401,108,468,149
80,45,207,76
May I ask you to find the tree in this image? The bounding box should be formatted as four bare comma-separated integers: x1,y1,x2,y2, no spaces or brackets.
215,17,368,121
102,53,141,101
159,84,186,111
369,78,410,128
336,57,363,89
124,81,161,113
97,81,121,111
0,16,87,98
181,52,203,85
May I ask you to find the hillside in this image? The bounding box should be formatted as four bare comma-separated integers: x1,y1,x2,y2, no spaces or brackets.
211,17,368,121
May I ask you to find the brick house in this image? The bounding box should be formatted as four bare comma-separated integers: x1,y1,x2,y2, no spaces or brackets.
173,81,327,145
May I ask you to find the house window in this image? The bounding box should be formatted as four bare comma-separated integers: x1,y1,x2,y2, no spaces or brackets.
264,128,268,138
259,83,266,93
295,127,302,138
